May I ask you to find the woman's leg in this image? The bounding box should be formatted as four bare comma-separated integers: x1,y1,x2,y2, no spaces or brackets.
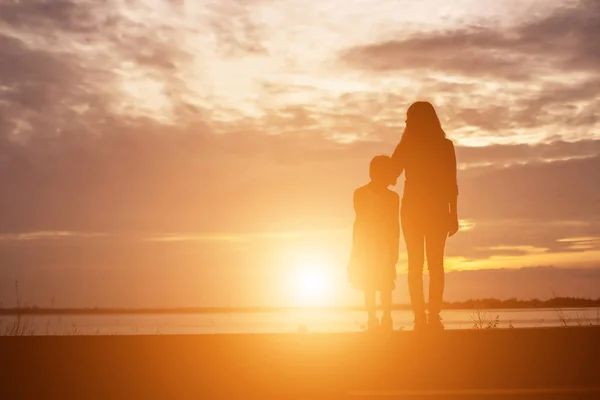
425,229,448,321
402,216,426,325
380,290,392,319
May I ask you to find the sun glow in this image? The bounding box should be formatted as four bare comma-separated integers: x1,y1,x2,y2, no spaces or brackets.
288,253,337,307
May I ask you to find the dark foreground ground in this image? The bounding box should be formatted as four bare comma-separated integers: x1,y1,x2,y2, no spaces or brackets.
1,327,599,399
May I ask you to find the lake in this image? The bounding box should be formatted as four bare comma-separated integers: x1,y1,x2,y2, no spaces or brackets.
1,308,599,335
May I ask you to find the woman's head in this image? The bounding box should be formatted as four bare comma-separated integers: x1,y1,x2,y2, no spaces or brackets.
402,101,445,144
369,155,396,186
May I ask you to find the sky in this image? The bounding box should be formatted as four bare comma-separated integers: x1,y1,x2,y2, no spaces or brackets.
1,0,599,308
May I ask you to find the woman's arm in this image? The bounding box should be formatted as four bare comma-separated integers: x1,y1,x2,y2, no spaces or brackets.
390,192,400,264
390,142,406,180
349,189,363,269
350,189,361,251
448,141,459,236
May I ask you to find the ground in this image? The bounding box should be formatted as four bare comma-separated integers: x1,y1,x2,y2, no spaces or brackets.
1,327,599,399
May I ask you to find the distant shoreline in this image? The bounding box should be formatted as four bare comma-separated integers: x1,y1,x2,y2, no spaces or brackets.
1,297,599,315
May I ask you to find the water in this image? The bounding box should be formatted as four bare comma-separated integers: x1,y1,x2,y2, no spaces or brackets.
1,308,598,335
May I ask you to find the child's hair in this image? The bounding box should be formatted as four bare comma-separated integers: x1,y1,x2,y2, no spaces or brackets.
369,155,392,181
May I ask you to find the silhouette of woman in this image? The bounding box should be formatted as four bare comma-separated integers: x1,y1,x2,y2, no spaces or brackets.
391,101,459,331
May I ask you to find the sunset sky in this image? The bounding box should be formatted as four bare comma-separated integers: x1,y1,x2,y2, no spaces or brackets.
1,0,599,307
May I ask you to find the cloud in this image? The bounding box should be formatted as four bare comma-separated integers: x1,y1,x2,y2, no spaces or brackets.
557,236,600,251
339,1,600,139
458,154,600,222
443,266,600,301
341,1,600,79
0,0,235,126
203,0,268,56
455,139,600,167
144,229,347,243
0,1,101,34
0,231,104,241
447,219,600,261
0,34,85,136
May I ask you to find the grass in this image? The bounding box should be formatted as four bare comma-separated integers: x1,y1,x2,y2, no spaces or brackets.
1,315,36,336
470,309,500,329
554,307,600,327
0,280,35,336
466,307,600,330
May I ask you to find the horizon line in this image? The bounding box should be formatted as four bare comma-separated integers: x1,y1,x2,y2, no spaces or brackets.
1,297,599,315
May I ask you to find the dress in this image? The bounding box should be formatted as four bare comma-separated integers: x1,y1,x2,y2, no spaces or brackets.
348,183,400,292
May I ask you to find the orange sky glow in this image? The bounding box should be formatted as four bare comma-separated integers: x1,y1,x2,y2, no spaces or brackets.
0,0,599,307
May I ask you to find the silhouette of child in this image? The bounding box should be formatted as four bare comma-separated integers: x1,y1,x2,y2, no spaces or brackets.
348,155,400,331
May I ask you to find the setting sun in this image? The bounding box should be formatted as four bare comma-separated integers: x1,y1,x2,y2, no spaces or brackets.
288,253,337,307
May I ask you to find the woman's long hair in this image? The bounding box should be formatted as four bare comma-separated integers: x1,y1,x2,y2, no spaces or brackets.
400,101,446,148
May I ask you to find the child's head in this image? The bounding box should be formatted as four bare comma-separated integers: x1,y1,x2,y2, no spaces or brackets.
369,155,396,186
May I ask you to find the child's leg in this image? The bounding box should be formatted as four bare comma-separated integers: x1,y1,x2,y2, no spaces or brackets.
364,290,377,328
380,290,393,331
